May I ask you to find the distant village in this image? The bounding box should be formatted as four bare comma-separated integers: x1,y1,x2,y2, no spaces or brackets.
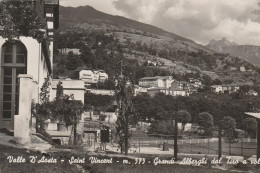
58,68,258,97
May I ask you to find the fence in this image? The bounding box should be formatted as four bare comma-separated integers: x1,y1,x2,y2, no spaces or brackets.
129,133,257,158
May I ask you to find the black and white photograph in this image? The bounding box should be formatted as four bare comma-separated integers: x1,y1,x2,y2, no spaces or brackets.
1,0,260,172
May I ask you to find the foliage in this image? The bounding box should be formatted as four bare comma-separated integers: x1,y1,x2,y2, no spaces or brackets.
90,80,116,90
221,116,236,130
111,48,137,155
148,120,174,135
221,116,237,143
52,81,84,145
0,1,46,42
52,82,84,127
197,112,214,136
177,110,191,133
34,77,52,132
84,93,114,111
243,118,257,138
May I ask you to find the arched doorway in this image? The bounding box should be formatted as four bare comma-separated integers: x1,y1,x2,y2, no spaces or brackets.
1,41,27,130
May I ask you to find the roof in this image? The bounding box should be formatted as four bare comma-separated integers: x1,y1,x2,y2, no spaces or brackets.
148,87,169,91
172,89,186,92
248,90,257,93
140,76,172,81
245,112,260,119
211,85,222,88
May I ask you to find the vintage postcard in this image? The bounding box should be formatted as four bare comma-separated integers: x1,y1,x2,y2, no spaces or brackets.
0,0,260,172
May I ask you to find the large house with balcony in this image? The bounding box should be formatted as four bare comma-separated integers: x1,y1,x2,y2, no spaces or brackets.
0,0,59,144
170,81,191,96
79,69,108,84
138,76,173,88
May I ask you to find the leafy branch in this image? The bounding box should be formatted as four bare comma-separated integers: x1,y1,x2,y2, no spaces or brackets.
0,1,47,42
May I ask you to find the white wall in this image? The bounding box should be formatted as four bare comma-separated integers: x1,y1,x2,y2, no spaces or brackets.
50,79,85,104
0,36,49,129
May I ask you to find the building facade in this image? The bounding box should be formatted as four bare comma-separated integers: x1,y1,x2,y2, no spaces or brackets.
79,70,108,83
170,81,190,96
138,76,173,88
0,0,59,144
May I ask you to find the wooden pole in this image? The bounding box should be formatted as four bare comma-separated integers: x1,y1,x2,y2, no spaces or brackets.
174,118,178,161
218,127,222,160
257,119,260,160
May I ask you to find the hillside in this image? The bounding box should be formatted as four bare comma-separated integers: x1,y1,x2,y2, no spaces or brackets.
207,38,260,67
54,5,260,86
59,6,212,53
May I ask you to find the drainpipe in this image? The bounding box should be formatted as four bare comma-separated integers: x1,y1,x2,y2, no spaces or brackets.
38,42,41,103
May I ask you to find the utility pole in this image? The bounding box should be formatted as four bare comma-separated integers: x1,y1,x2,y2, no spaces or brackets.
218,126,222,160
174,117,178,161
257,119,260,160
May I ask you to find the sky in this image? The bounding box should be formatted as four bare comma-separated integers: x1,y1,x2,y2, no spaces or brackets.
60,0,260,46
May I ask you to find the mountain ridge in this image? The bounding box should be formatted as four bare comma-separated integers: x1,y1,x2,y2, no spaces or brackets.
55,5,260,86
207,38,260,67
59,5,212,53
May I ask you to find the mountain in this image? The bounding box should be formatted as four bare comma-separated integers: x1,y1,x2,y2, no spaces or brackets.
55,6,260,85
207,38,260,67
59,6,211,53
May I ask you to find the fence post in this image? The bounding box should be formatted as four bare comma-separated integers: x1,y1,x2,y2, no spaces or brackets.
241,138,243,157
94,136,95,151
218,127,222,160
139,135,141,153
208,138,210,154
229,142,231,155
190,139,192,152
174,119,178,161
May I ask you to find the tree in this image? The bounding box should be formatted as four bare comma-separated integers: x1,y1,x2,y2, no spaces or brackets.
35,77,52,131
244,118,257,138
197,112,214,136
84,93,114,111
221,116,237,143
0,1,46,42
52,82,84,145
221,116,236,131
107,47,136,155
177,110,191,133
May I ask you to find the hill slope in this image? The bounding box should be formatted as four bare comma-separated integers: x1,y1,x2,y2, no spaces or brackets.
59,5,212,53
55,6,260,86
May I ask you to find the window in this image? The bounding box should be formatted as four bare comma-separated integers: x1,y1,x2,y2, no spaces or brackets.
1,41,27,120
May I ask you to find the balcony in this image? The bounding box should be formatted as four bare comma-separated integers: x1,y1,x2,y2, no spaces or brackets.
44,0,59,30
45,0,59,5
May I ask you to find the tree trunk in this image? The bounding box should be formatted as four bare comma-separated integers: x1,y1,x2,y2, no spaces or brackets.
74,123,77,145
125,115,129,155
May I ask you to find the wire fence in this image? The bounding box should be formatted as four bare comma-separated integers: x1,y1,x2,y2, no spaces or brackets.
129,133,257,158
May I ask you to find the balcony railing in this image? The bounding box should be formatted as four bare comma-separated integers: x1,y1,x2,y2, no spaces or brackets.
45,0,59,5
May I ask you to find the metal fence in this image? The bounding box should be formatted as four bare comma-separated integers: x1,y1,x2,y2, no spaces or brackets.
129,133,257,158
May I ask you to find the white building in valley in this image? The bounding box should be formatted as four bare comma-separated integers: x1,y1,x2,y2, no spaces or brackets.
138,76,173,88
79,70,108,83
